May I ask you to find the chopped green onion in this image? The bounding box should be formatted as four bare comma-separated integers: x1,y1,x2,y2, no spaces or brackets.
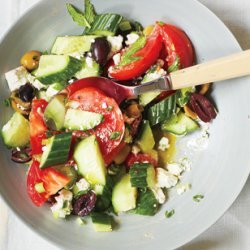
193,194,204,202
165,209,175,218
110,131,121,140
34,182,45,193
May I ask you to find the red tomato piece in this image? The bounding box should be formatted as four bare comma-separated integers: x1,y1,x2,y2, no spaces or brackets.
108,28,162,80
125,153,158,168
157,23,195,69
27,160,70,207
29,99,48,155
68,87,125,165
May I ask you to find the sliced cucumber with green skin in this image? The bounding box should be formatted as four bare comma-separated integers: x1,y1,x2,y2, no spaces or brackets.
147,92,177,126
112,173,137,213
135,189,160,216
44,94,66,130
51,36,97,55
55,165,77,189
1,112,29,148
73,135,106,186
36,55,82,84
136,120,155,153
85,14,123,36
91,213,113,232
64,109,104,131
129,163,156,189
75,57,100,79
161,111,199,135
40,133,72,169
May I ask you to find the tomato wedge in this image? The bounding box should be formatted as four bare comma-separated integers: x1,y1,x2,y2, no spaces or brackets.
29,99,48,155
157,23,195,69
108,27,162,80
68,87,125,165
27,160,70,206
125,153,158,168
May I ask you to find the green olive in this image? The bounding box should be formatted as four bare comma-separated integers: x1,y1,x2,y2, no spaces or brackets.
20,50,42,71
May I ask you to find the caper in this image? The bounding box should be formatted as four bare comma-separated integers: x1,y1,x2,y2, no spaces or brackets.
20,50,42,71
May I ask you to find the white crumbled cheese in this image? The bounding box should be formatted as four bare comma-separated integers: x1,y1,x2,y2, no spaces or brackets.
147,68,167,80
76,178,90,193
42,146,47,152
187,124,209,150
101,102,107,109
5,66,29,91
158,137,170,151
180,157,191,172
85,56,94,68
113,53,121,65
50,189,73,219
176,183,191,195
156,168,178,189
167,163,183,176
151,187,166,204
131,145,141,155
125,33,140,46
107,35,123,57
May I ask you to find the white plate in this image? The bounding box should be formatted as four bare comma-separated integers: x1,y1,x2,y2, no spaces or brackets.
0,0,250,249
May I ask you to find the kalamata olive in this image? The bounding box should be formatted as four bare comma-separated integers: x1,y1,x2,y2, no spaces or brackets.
21,50,42,71
11,147,31,163
18,83,35,102
91,38,111,66
73,191,97,217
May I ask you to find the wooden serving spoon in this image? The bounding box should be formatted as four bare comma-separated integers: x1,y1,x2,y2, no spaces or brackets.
64,49,250,104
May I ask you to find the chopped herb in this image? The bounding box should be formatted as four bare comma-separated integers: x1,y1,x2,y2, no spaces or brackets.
107,105,113,111
168,55,180,73
110,131,121,140
193,194,204,202
165,209,175,218
3,98,10,107
84,0,96,25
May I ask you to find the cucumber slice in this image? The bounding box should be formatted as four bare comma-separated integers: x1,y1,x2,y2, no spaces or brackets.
44,94,66,130
136,120,155,153
135,189,160,216
40,133,72,169
91,213,113,232
51,36,97,55
64,108,104,131
161,112,199,135
1,112,29,148
129,163,156,188
36,55,82,84
85,14,123,36
75,57,100,79
112,174,137,213
147,92,177,126
73,135,106,185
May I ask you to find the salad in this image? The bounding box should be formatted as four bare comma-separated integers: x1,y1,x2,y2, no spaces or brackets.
1,0,217,232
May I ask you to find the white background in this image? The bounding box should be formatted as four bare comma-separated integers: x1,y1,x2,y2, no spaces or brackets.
0,0,249,249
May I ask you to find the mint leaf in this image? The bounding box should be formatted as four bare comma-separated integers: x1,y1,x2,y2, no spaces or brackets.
84,0,96,25
119,36,146,66
66,3,91,28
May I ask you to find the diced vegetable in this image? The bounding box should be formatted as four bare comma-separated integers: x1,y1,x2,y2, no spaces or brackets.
75,57,100,79
91,213,113,232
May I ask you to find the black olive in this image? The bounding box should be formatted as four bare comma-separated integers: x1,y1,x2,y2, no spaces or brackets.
11,147,31,163
18,83,35,102
73,191,97,217
91,38,111,66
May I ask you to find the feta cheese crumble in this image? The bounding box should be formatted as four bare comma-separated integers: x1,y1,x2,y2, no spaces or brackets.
113,53,121,65
176,183,191,195
75,178,90,193
85,56,94,68
107,35,123,57
151,187,166,204
125,33,140,46
158,137,170,151
156,168,178,189
167,163,183,176
50,189,73,219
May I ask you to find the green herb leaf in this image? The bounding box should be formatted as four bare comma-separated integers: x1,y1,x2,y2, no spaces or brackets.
193,194,204,202
66,3,91,28
84,0,96,25
168,55,180,73
107,105,113,111
3,98,10,107
110,131,121,140
165,209,175,218
119,36,147,66
177,87,195,107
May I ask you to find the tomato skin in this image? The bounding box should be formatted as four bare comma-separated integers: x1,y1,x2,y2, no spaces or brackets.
157,23,195,69
68,87,125,165
109,30,162,80
27,160,70,207
29,99,48,155
125,153,158,168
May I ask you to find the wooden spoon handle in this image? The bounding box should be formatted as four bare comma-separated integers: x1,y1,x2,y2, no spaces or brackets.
170,50,250,89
